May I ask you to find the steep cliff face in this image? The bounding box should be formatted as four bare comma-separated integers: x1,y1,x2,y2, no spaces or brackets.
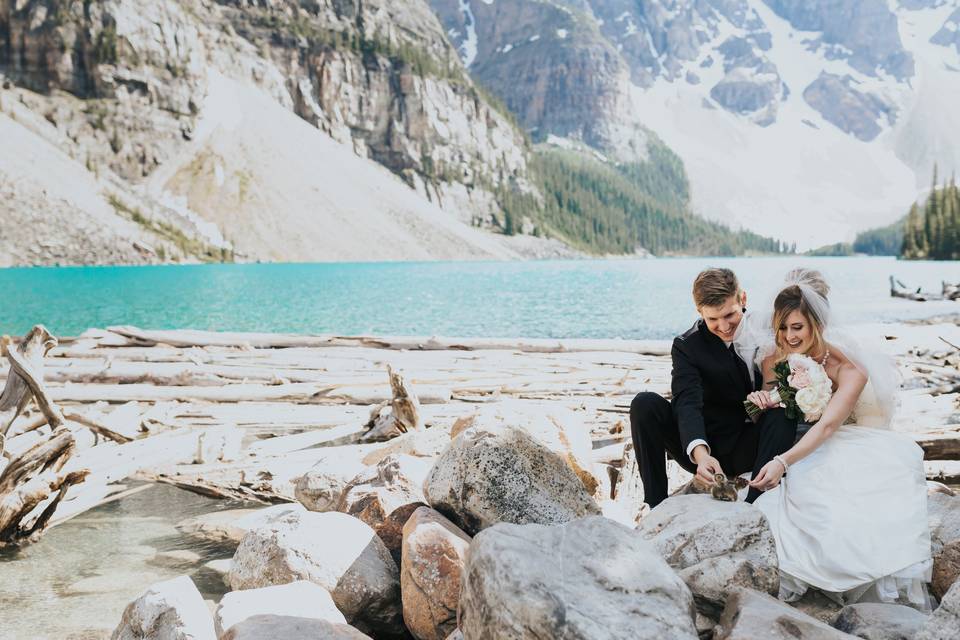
430,0,657,163
218,0,534,221
0,0,542,265
433,0,960,248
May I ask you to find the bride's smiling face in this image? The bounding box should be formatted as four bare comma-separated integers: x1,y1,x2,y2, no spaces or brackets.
779,310,813,354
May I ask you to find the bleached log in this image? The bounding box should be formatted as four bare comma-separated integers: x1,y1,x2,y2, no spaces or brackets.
45,381,452,405
100,326,671,355
915,428,960,460
890,276,939,301
244,423,366,457
1,326,58,437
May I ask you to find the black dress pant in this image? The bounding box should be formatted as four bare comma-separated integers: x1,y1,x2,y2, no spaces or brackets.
629,392,797,508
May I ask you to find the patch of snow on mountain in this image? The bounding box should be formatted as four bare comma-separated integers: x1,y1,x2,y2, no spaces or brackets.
458,0,479,68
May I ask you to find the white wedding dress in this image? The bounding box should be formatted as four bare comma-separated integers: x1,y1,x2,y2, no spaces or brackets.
753,381,933,607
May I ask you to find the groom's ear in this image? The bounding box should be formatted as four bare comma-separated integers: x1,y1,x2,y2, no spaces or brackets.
740,290,747,309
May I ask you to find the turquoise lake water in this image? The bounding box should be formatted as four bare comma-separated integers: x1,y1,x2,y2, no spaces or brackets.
2,257,960,340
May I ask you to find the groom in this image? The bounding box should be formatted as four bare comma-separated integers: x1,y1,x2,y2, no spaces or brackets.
630,267,797,507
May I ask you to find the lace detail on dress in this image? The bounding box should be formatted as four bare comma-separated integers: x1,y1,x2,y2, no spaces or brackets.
779,558,933,610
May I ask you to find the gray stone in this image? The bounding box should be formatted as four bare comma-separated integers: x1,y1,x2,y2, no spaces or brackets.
196,558,232,588
423,424,600,536
916,578,960,640
295,455,369,513
715,588,858,639
149,549,203,569
215,581,346,637
833,603,928,640
227,510,404,639
459,516,698,639
111,575,216,640
637,494,778,616
221,615,371,640
928,492,960,598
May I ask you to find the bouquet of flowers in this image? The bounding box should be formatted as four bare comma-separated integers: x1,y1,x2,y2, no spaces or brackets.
744,353,833,422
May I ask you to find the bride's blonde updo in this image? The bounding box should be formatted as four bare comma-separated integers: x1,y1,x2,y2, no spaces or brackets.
783,268,830,298
773,284,827,362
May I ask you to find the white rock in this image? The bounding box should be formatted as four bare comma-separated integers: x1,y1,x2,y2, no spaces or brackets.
459,516,698,639
833,603,928,640
111,575,216,640
227,510,403,638
637,494,778,615
715,588,856,639
215,580,345,636
220,615,372,639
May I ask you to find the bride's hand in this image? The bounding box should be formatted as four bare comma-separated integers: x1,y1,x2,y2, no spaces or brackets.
749,458,786,491
746,390,774,415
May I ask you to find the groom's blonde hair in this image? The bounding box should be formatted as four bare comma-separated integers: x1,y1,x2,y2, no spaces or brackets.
692,268,740,309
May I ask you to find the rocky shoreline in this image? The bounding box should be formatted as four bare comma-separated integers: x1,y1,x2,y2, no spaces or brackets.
3,321,960,638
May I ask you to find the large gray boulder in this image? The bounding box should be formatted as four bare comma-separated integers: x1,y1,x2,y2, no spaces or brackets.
220,615,371,640
833,603,928,640
448,405,602,498
423,424,600,536
111,575,216,640
715,588,858,639
459,516,698,639
227,510,404,638
637,494,778,616
401,507,472,640
215,581,346,637
916,578,960,640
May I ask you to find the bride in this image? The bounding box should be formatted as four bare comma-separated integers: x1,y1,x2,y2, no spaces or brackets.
738,270,932,607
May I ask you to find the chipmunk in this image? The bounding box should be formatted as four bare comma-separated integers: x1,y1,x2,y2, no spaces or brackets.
710,472,748,502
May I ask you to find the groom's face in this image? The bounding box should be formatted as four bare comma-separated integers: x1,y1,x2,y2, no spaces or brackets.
699,292,747,342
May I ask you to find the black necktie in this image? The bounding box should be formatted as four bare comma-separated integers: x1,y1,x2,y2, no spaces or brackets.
730,344,752,389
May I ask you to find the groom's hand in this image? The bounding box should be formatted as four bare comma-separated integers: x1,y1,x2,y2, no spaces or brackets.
692,446,723,485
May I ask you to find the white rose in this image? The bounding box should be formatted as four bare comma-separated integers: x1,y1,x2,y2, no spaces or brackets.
796,383,831,421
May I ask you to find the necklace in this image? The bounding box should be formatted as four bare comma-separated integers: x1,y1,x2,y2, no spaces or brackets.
818,348,830,367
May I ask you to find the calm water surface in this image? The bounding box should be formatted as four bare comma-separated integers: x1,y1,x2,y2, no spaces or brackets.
0,484,248,639
3,257,960,339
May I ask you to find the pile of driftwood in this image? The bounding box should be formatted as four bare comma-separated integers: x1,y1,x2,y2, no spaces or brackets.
0,326,88,545
1,321,960,545
891,276,960,302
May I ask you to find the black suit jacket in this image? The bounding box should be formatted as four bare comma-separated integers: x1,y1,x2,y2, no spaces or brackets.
671,319,759,457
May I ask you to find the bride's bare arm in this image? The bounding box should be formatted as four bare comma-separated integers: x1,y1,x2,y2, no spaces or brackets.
780,362,867,466
749,359,866,491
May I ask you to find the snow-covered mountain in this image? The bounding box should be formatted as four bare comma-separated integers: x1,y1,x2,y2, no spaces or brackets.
433,0,960,249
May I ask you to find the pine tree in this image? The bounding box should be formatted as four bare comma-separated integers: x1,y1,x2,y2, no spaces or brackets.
903,203,920,258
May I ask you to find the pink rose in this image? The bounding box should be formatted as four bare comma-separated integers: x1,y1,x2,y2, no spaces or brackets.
789,367,812,389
